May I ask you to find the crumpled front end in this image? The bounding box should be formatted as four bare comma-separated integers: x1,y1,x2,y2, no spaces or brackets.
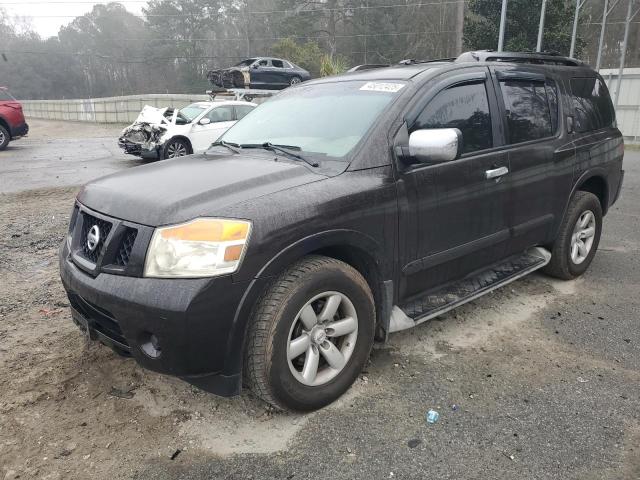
118,105,173,157
207,67,250,89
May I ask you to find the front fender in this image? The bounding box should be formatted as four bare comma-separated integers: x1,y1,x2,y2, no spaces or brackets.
221,229,387,376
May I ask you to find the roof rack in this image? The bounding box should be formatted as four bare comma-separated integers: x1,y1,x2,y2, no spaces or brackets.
455,50,584,67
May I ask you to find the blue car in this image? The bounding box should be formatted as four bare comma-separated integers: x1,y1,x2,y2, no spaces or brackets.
207,57,311,90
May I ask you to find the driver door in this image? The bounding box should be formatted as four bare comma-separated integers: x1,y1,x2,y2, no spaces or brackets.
250,59,270,87
189,105,236,153
398,68,511,298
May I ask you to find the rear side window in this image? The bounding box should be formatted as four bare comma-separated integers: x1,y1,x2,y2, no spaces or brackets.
570,77,615,132
412,81,493,154
499,79,554,144
271,60,284,68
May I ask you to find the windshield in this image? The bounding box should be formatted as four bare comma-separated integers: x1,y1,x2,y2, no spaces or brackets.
179,104,207,122
235,58,256,67
221,80,405,159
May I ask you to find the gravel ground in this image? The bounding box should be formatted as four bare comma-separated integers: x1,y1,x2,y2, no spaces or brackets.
0,120,639,480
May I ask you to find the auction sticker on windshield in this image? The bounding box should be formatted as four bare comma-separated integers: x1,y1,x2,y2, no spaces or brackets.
359,82,405,93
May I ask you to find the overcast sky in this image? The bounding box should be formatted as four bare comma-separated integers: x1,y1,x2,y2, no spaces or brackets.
2,0,145,38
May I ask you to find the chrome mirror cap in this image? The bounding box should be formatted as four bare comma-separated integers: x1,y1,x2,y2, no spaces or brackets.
408,128,462,163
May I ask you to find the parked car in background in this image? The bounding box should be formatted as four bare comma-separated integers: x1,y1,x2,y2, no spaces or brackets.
0,87,29,151
118,100,256,159
207,57,311,90
60,51,623,412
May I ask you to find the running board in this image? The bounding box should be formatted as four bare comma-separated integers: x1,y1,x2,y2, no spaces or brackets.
389,247,551,333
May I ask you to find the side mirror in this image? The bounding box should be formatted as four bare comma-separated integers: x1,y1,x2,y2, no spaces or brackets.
408,128,462,163
199,117,211,125
252,64,259,69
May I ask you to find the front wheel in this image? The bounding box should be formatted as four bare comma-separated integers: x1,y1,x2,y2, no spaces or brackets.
543,191,603,280
245,256,375,411
162,138,190,159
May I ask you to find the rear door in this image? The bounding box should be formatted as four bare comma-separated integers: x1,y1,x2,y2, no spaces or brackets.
490,67,574,252
398,68,511,298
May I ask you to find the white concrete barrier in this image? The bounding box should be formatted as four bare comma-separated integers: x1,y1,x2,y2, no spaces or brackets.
21,94,223,124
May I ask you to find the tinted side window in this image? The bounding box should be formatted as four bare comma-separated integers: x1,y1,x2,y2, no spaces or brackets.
235,105,253,120
570,77,615,132
206,106,234,123
413,81,493,154
271,60,284,68
546,81,559,134
499,79,552,144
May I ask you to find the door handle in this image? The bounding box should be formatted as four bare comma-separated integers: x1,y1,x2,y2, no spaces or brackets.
485,166,509,179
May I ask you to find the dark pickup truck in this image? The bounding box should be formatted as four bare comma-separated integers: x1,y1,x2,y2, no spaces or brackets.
59,51,624,412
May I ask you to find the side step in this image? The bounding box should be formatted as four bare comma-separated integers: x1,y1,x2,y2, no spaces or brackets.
389,247,551,333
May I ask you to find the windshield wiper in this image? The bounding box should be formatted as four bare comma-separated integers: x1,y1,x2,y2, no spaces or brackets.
240,142,319,168
209,140,241,154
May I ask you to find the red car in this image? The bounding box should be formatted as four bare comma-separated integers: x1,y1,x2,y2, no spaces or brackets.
0,87,29,150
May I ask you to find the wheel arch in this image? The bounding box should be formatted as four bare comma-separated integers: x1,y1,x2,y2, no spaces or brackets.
222,230,392,377
576,173,609,215
164,135,193,154
0,115,10,138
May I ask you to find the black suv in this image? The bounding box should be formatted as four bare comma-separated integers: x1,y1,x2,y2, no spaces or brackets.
59,51,624,412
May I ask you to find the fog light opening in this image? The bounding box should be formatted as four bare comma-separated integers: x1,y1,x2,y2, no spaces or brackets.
140,332,162,359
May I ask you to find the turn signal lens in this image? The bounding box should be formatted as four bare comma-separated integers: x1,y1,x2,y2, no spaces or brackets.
144,218,251,278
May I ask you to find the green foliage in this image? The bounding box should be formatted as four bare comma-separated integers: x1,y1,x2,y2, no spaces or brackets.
270,37,325,77
319,54,349,77
463,0,585,56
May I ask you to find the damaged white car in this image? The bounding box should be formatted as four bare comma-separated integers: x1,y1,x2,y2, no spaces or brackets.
118,100,256,159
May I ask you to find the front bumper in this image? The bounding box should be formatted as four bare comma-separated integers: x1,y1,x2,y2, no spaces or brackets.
118,138,160,159
59,239,253,396
10,121,28,138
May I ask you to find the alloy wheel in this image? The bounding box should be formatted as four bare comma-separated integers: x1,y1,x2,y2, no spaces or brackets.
287,291,358,386
570,210,596,264
166,142,187,158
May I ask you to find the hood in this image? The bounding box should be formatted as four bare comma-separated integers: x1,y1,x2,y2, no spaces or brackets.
78,153,329,226
119,105,177,148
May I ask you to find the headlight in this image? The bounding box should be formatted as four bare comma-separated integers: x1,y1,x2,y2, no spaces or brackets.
144,218,251,278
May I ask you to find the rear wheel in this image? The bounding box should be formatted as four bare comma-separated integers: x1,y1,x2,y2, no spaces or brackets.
289,76,302,86
0,125,9,151
245,255,375,412
543,191,602,280
162,138,190,159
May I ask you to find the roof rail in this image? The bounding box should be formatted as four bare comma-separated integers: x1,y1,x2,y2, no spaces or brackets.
347,64,390,72
398,57,456,65
456,50,584,67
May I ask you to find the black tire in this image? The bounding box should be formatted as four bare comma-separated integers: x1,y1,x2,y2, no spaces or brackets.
161,138,190,159
0,124,10,151
289,76,302,86
543,191,603,280
244,255,375,412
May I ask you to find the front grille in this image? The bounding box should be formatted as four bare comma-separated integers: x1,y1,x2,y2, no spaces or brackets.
115,228,137,267
70,204,147,276
69,293,130,353
79,213,112,263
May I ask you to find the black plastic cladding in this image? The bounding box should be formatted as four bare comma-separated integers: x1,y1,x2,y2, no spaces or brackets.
62,58,624,396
